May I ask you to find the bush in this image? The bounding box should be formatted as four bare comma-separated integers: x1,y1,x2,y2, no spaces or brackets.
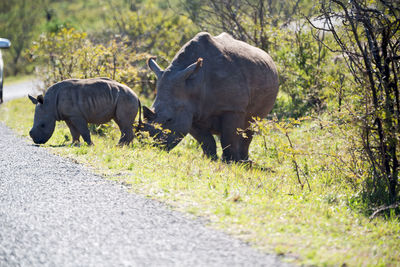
270,25,346,117
314,0,400,207
28,27,153,96
107,0,197,62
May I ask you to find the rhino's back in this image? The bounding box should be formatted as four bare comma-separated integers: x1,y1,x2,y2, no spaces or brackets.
49,78,137,123
171,32,278,118
212,33,278,117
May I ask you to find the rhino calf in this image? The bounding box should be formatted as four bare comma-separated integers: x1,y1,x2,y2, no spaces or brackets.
29,77,141,146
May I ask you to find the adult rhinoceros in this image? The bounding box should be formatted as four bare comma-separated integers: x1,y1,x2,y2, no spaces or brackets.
143,32,279,162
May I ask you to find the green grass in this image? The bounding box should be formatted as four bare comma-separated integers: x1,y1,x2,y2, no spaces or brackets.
1,98,400,266
3,74,36,85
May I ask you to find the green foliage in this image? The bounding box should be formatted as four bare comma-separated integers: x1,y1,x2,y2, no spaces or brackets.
106,0,197,61
269,26,349,117
42,0,110,33
102,0,197,95
316,0,400,206
250,114,366,198
0,0,45,75
178,0,316,47
251,117,313,191
28,27,150,95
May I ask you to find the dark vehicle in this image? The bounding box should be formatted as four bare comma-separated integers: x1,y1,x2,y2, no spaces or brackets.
0,38,11,104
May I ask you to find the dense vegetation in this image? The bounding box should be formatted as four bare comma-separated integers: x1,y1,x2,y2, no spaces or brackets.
1,0,399,265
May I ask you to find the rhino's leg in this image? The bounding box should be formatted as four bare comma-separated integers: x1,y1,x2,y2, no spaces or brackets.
115,119,134,146
189,126,217,160
220,112,244,162
65,119,81,144
239,129,254,161
69,117,92,145
114,100,136,146
238,120,254,161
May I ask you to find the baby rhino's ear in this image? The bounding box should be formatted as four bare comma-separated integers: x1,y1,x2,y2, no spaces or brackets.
37,95,44,104
28,95,38,105
28,94,44,105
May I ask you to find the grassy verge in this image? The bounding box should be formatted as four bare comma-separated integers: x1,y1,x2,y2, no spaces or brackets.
3,74,36,85
1,98,399,266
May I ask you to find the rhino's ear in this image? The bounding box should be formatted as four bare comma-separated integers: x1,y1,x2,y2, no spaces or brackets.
28,94,38,105
179,58,203,81
37,94,44,105
143,106,156,121
147,57,164,80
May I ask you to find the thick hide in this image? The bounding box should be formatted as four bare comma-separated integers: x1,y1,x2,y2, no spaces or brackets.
29,77,141,145
145,32,279,161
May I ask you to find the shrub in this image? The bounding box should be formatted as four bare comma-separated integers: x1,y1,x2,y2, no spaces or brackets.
28,27,152,96
250,114,369,209
313,0,400,207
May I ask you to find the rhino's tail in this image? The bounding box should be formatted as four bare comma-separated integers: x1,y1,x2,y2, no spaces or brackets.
136,98,143,132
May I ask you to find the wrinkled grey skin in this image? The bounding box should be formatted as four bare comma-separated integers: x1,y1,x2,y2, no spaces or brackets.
144,32,279,162
29,77,141,145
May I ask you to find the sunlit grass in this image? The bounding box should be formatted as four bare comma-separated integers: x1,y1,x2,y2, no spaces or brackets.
3,74,36,85
1,98,399,266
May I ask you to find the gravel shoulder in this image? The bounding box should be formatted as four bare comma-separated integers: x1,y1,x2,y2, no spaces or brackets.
0,123,289,266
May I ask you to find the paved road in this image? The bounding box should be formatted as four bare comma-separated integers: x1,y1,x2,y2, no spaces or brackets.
2,79,43,102
0,122,289,266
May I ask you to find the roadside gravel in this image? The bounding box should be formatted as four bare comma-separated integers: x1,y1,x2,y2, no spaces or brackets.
0,123,289,266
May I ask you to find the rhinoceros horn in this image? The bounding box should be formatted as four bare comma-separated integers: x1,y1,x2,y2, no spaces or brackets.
147,57,164,79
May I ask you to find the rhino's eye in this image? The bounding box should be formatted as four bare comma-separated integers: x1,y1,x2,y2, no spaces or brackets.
40,123,45,128
166,118,173,123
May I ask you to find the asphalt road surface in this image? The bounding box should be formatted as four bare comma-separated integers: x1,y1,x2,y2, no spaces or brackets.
2,79,42,102
0,120,289,266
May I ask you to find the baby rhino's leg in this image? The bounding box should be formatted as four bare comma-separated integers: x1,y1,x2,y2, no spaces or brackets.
69,117,92,145
115,119,134,145
114,98,137,146
65,119,81,144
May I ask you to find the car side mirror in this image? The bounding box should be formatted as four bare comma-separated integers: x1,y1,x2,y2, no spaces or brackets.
0,38,11,49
